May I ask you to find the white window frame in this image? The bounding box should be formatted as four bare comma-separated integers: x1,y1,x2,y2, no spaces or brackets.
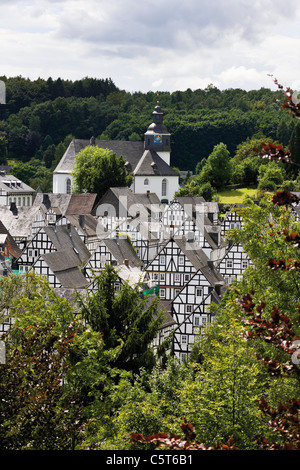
226,259,233,269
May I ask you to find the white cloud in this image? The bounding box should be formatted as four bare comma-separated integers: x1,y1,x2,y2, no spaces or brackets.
0,0,300,92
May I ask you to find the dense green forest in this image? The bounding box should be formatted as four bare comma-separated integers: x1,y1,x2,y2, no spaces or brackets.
0,75,298,193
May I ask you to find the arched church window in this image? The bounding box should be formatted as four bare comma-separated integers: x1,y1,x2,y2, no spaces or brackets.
66,178,72,194
144,178,149,186
162,178,167,197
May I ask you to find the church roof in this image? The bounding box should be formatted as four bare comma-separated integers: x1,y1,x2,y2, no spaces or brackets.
133,149,178,177
53,139,144,174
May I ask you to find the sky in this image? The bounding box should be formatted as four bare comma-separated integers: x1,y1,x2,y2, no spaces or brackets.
1,0,300,94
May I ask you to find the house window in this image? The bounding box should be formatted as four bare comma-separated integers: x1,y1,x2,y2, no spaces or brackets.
196,288,203,297
160,273,165,282
181,335,187,344
160,255,166,265
66,178,72,194
226,259,233,269
160,288,166,298
186,305,193,313
144,178,149,186
194,316,200,326
162,179,167,197
242,260,248,269
175,273,181,282
180,353,187,362
179,256,184,265
184,274,190,282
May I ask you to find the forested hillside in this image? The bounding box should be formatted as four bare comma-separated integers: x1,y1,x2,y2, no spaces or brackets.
0,75,297,191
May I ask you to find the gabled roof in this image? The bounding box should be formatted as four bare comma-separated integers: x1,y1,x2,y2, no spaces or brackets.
42,250,89,289
175,197,219,214
0,205,41,239
95,187,163,218
102,238,143,268
54,139,144,174
43,224,91,264
0,173,36,194
0,220,21,258
33,193,72,216
133,149,178,177
65,214,98,238
37,223,91,289
66,193,98,215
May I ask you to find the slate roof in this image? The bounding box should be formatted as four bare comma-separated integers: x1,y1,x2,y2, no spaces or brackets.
66,214,98,238
95,187,163,217
102,238,143,268
42,250,89,289
33,193,72,216
66,193,98,215
133,149,178,177
43,224,91,264
38,223,91,289
54,139,144,174
0,205,41,239
0,173,36,194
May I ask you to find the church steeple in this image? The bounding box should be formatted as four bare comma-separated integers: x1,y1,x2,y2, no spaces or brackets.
144,95,171,165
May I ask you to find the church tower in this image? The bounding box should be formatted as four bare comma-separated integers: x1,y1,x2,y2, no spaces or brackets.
144,98,171,166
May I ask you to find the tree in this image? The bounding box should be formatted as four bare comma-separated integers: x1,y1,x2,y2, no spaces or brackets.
0,136,8,165
72,146,133,199
0,321,86,450
289,121,300,169
198,143,232,190
76,265,165,374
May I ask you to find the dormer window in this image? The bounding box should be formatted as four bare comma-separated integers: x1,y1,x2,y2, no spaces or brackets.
144,178,149,186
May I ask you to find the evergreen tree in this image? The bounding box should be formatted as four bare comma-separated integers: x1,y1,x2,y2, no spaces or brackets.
76,265,165,373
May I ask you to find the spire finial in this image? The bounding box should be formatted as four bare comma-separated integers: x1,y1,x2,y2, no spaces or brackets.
156,91,159,104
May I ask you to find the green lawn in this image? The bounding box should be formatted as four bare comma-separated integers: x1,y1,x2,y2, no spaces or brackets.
217,187,258,204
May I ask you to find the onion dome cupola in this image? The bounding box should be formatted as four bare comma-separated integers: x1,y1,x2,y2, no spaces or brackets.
144,99,171,165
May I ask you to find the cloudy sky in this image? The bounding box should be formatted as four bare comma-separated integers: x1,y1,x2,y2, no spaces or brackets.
1,0,300,93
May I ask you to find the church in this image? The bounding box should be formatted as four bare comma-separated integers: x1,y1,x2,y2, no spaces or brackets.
52,102,179,204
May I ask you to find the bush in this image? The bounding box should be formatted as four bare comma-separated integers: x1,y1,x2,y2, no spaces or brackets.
258,178,277,192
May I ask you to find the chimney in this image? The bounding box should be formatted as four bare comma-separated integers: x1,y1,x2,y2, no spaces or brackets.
124,259,130,267
79,214,85,229
10,202,18,216
42,194,50,207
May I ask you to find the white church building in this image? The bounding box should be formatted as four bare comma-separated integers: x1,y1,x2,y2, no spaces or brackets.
53,103,179,204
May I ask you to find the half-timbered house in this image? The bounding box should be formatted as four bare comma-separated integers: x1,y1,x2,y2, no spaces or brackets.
31,224,91,288
84,237,143,283
171,251,225,360
216,241,253,285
